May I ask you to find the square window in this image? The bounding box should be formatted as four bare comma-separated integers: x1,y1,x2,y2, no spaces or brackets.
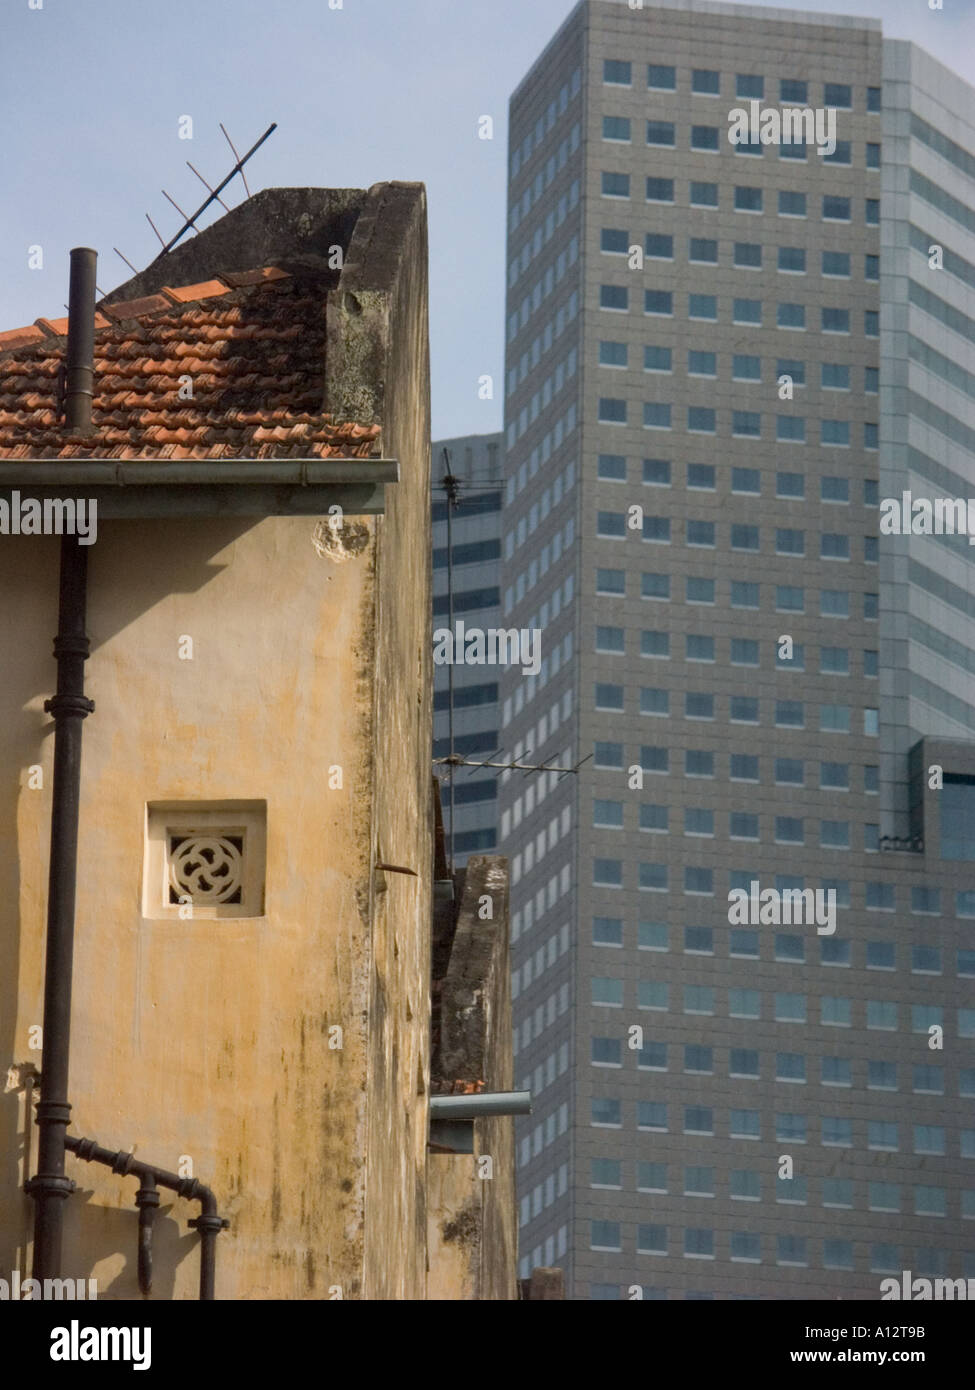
822,195,851,222
778,247,806,273
689,293,717,321
644,344,672,371
732,411,761,437
643,458,671,487
647,121,676,147
645,290,673,316
778,191,806,217
604,60,632,86
777,305,805,331
599,341,628,367
598,454,627,482
688,350,717,377
734,187,763,213
689,240,718,266
692,69,720,95
601,228,629,255
602,172,631,199
144,801,267,919
687,464,716,490
646,177,674,203
734,298,762,325
603,115,631,142
780,79,807,102
648,64,676,90
690,181,718,207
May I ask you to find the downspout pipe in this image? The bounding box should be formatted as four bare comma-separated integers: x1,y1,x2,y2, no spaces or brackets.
135,1174,159,1296
26,249,99,1281
27,535,94,1281
65,1135,229,1301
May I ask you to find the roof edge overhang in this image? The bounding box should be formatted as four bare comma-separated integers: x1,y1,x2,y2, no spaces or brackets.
0,459,397,519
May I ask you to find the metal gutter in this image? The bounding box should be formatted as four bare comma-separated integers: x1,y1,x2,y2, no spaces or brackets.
0,462,399,520
0,460,398,486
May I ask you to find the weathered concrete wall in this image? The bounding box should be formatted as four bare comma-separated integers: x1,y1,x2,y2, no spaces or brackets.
327,183,433,1301
98,188,366,303
427,857,517,1301
1,514,380,1298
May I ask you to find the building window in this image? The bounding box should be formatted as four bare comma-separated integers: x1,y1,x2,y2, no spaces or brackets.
824,83,852,108
144,801,267,919
604,59,632,85
690,181,718,207
591,1220,622,1251
648,64,676,90
646,177,674,203
691,125,720,152
734,186,763,213
603,115,631,142
647,121,676,147
692,69,720,95
602,172,631,199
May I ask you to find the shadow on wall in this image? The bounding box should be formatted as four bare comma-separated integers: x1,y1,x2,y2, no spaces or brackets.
78,517,255,674
65,1188,200,1300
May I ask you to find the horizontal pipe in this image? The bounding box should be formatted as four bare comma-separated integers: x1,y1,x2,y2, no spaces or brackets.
429,1091,532,1120
65,1134,227,1300
0,460,398,488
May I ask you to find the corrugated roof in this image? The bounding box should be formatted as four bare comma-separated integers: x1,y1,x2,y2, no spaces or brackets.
0,270,380,460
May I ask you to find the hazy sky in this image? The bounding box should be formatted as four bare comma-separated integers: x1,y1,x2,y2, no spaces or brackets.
2,0,973,439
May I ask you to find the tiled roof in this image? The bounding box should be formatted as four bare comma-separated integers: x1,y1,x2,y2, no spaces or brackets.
430,1080,487,1096
0,269,380,460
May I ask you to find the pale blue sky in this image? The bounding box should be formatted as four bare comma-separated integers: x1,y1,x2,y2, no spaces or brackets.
1,0,972,438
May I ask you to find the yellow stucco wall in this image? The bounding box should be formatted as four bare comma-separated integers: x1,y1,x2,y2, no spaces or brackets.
0,504,427,1299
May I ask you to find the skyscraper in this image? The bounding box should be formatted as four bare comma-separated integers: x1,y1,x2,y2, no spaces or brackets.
433,432,505,864
499,0,975,1299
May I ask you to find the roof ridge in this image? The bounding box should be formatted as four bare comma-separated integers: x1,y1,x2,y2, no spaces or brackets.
0,266,291,355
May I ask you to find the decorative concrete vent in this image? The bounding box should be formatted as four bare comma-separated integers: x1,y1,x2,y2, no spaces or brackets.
143,802,267,920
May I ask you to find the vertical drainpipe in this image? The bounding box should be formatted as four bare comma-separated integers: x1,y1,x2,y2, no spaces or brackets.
27,248,97,1282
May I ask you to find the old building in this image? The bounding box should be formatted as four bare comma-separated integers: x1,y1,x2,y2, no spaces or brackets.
0,183,516,1299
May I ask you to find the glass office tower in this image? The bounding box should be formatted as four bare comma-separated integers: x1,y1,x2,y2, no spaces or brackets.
499,0,975,1299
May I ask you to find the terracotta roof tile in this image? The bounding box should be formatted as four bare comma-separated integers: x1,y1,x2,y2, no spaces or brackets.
0,326,44,352
0,269,381,461
161,279,232,304
101,294,178,321
220,267,290,288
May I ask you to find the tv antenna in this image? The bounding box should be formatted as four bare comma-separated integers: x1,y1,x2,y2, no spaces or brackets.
112,122,278,279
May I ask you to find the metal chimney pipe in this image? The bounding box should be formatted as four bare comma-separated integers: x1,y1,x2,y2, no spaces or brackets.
64,248,97,434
